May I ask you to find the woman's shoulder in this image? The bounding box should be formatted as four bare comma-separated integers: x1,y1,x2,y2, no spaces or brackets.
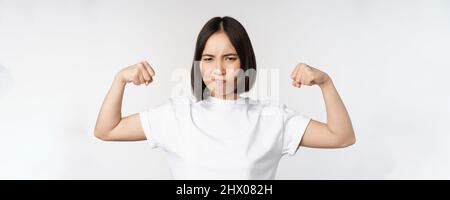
248,97,284,106
247,98,291,114
167,95,195,105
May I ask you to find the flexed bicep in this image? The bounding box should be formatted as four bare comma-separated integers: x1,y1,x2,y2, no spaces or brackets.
97,113,147,141
94,60,156,141
300,120,354,148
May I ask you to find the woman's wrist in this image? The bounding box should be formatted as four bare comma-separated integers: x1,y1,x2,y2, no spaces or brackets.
319,74,333,89
114,72,127,85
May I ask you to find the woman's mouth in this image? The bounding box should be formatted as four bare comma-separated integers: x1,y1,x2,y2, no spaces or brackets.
213,78,225,82
211,75,226,83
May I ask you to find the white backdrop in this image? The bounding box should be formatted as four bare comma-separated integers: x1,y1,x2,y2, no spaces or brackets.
1,0,449,179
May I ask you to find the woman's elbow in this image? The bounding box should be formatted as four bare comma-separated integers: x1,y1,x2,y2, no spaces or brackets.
94,128,111,141
338,134,356,148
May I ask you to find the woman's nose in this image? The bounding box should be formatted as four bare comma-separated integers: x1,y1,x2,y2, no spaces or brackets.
213,62,226,75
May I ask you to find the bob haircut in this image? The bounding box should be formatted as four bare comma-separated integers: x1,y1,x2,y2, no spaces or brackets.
191,16,257,101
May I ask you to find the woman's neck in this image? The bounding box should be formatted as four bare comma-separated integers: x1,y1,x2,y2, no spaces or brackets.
210,92,241,100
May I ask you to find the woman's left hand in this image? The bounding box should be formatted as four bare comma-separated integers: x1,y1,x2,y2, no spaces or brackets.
291,63,330,88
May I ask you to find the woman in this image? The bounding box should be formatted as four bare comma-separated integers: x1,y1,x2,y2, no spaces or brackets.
94,16,355,179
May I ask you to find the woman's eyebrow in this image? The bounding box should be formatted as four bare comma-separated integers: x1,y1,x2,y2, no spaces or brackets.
222,53,238,57
201,54,215,57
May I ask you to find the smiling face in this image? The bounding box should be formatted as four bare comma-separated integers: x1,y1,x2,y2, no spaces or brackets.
200,31,241,99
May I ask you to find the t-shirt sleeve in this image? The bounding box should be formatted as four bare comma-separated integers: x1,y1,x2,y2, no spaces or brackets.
281,104,312,156
139,99,175,149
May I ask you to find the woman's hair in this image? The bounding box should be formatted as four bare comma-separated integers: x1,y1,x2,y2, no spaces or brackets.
191,16,257,100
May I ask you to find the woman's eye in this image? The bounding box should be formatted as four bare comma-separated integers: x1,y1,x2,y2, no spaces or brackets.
203,58,213,62
225,57,237,61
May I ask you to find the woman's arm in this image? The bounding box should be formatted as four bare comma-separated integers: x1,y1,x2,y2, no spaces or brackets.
94,61,155,141
291,63,355,148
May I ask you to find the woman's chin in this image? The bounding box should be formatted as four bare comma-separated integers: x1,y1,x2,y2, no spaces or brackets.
210,89,236,97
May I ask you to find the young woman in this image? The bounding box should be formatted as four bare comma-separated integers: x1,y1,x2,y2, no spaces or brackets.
94,16,355,179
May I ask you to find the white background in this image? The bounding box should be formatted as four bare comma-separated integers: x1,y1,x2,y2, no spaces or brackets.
1,0,449,179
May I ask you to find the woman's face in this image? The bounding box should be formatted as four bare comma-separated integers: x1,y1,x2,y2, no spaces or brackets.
200,31,241,98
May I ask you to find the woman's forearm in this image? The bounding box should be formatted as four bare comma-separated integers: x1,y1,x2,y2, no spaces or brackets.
319,77,355,143
94,75,126,137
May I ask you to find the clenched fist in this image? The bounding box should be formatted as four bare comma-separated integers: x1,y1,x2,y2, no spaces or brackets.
291,63,330,88
116,61,155,86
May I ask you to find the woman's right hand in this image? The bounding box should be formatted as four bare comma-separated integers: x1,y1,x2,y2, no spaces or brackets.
116,61,156,85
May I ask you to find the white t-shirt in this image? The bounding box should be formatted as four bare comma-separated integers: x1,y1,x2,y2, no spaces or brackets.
139,95,311,179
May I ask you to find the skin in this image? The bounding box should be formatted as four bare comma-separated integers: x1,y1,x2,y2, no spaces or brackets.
200,31,241,99
94,31,355,148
